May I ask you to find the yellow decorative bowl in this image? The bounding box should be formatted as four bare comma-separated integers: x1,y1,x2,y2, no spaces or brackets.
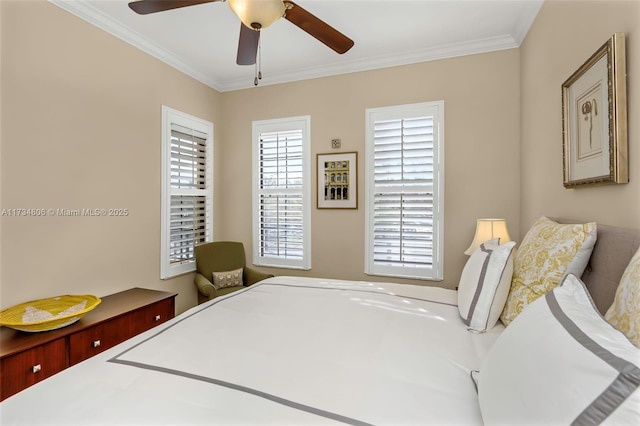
0,295,101,332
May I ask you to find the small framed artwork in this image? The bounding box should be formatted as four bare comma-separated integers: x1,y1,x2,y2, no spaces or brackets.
317,152,357,209
561,32,628,188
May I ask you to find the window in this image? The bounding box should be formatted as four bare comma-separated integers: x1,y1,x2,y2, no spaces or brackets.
252,116,311,270
161,106,213,279
365,101,444,280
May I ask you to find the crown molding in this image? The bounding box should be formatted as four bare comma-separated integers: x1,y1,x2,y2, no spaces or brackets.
218,34,519,91
49,0,539,93
511,0,544,45
49,0,224,91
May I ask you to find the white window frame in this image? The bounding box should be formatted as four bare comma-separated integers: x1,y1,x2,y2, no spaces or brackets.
252,116,311,270
364,101,444,281
160,106,214,279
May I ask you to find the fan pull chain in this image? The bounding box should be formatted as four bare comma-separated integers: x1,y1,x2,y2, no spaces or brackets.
254,38,263,86
258,40,263,81
254,58,258,86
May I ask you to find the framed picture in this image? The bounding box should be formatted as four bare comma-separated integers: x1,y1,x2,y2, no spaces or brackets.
561,32,628,188
317,152,357,209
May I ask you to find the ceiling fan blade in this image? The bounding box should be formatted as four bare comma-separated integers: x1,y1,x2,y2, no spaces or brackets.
237,24,260,65
283,1,354,54
128,0,218,15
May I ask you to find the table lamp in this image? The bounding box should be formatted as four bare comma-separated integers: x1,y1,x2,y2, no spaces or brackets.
464,218,512,255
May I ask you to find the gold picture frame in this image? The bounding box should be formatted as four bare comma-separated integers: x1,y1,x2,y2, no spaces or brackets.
561,33,628,188
317,152,357,209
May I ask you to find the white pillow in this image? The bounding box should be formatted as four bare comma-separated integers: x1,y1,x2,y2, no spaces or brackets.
479,274,640,425
458,238,515,332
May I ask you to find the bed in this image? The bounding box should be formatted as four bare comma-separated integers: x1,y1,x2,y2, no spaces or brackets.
1,219,639,425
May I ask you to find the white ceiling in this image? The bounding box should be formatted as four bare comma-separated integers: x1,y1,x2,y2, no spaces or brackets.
50,0,543,92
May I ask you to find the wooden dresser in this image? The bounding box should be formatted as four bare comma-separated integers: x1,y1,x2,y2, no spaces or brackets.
0,287,177,401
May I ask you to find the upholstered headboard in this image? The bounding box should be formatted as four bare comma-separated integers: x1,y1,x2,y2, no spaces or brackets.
579,224,640,314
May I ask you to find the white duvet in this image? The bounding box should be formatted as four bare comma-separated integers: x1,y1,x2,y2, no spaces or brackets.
0,277,504,425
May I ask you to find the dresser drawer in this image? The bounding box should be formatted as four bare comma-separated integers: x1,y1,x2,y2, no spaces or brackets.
69,313,135,365
129,298,175,335
0,338,67,400
68,298,175,365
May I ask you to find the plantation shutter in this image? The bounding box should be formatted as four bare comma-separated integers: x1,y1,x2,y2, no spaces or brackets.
169,124,209,265
373,117,434,268
366,102,443,280
257,129,304,260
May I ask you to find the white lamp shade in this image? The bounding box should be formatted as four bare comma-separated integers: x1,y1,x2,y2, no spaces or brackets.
464,219,512,255
228,0,286,30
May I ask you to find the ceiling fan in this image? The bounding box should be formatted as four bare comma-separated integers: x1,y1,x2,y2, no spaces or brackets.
127,0,355,68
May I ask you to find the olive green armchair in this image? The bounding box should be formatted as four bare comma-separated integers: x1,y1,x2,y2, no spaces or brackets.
194,241,274,304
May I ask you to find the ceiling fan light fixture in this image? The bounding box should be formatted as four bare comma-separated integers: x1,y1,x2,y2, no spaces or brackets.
228,0,286,30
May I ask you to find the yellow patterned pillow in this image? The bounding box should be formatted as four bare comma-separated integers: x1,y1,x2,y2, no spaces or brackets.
500,217,597,326
605,247,640,347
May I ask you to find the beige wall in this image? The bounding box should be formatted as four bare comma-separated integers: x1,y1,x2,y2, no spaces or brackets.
219,50,521,288
520,0,640,233
0,1,521,314
0,1,223,314
4,0,634,316
0,0,3,301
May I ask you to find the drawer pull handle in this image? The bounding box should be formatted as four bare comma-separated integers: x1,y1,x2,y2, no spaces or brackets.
93,340,101,348
32,364,42,374
154,315,161,321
